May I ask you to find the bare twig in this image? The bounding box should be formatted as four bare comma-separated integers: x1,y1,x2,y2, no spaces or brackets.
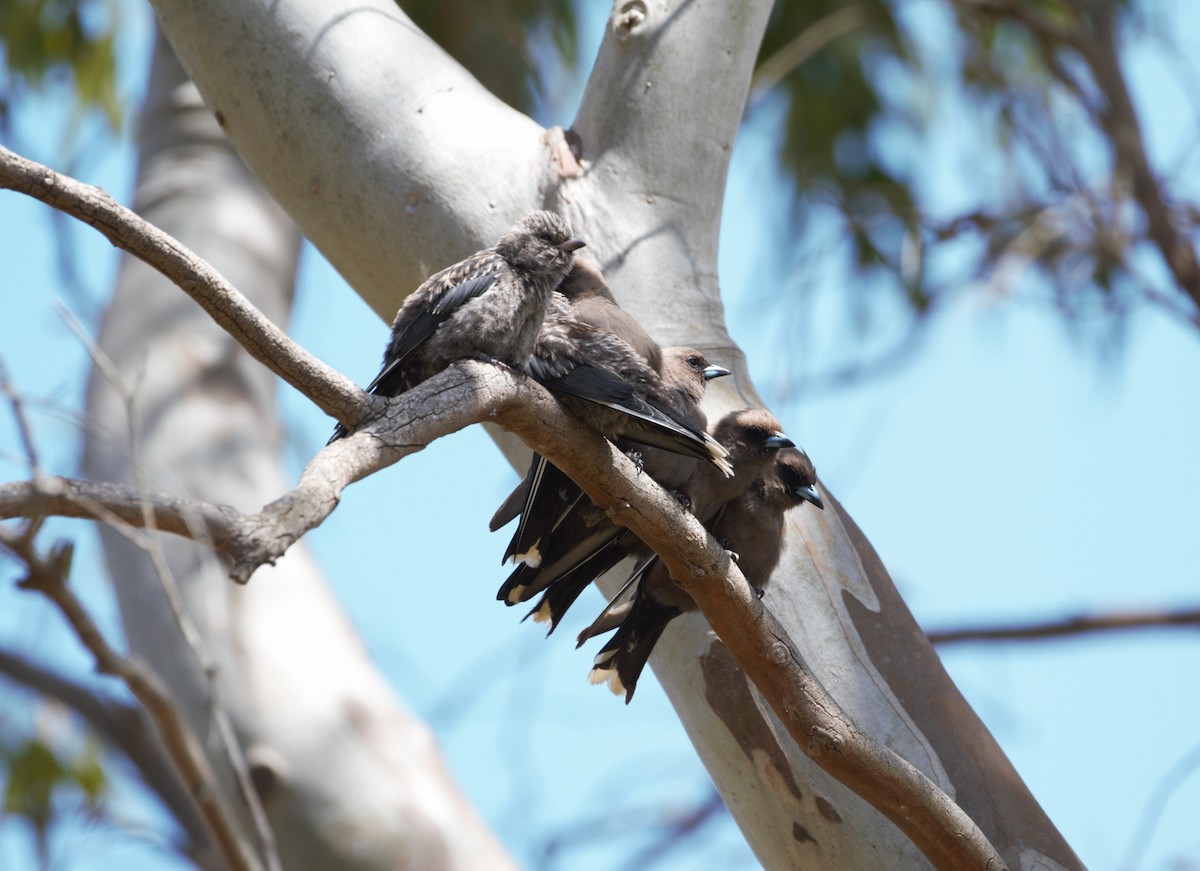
927,607,1200,646
0,477,246,549
0,144,371,428
1119,740,1200,871
0,524,263,871
0,360,43,478
749,6,869,102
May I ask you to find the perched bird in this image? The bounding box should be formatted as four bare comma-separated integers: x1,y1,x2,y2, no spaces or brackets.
494,351,735,606
585,444,823,702
488,257,666,534
329,210,584,442
525,293,732,472
514,408,795,630
497,346,730,571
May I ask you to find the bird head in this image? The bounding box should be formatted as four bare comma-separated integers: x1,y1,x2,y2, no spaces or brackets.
663,347,731,390
776,447,823,510
498,210,586,276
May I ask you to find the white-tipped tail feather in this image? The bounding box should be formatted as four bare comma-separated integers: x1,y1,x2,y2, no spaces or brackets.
530,600,552,625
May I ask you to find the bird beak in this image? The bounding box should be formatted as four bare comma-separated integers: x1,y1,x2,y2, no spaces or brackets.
702,364,731,381
764,432,795,449
558,238,587,252
795,485,824,510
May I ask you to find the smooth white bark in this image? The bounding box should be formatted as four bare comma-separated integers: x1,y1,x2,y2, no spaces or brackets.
144,0,1081,868
83,33,516,870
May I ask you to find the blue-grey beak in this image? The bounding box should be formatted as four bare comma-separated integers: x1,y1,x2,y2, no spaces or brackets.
764,431,795,450
795,485,824,510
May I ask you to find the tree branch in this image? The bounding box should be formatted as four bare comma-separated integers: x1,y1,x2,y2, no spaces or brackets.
0,144,371,429
0,525,265,871
927,607,1200,646
952,0,1200,318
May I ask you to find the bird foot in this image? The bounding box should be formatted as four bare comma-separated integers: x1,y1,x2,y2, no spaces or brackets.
473,352,507,369
669,490,692,511
624,449,645,474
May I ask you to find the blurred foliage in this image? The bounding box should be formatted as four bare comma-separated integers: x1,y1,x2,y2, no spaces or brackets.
400,0,1200,375
0,0,121,134
747,0,1198,380
400,0,577,117
2,725,108,862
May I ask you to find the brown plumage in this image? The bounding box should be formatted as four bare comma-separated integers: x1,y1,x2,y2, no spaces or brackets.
489,260,664,535
497,349,731,607
516,408,794,633
525,294,730,472
584,435,823,703
556,258,662,374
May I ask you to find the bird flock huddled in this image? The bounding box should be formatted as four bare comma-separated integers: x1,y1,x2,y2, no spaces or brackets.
332,210,825,702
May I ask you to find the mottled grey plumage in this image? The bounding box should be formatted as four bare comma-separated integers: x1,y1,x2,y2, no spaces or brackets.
329,210,583,441
584,419,822,702
514,406,791,634
496,349,731,611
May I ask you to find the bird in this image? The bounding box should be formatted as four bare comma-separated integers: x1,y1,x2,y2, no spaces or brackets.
584,444,823,702
524,293,732,473
488,257,667,535
513,408,796,631
496,346,730,572
329,210,584,442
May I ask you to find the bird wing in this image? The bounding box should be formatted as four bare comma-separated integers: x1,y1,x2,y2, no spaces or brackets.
528,355,731,474
366,260,502,396
502,455,581,565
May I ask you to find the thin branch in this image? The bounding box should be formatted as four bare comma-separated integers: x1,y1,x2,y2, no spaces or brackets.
0,648,213,858
72,303,282,871
0,524,263,871
927,607,1200,646
0,477,246,550
750,6,869,102
0,144,372,429
1086,8,1200,314
1119,740,1200,871
952,0,1200,318
0,360,43,478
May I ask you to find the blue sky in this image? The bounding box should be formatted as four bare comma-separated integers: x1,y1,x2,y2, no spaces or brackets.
2,2,1199,870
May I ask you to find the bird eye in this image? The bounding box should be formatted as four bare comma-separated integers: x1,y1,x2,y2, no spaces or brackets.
688,356,701,367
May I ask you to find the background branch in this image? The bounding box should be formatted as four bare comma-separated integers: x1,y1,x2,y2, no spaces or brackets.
0,524,268,871
927,606,1200,646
